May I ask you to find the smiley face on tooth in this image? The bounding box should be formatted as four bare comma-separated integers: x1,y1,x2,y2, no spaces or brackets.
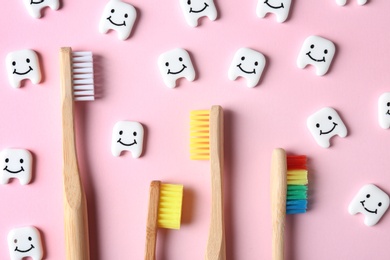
228,48,266,88
99,0,137,40
306,44,328,63
112,121,144,158
6,49,42,88
349,184,390,226
189,1,209,13
378,93,390,129
0,149,33,185
297,36,336,76
360,194,381,214
8,226,43,260
180,0,217,27
256,0,291,23
158,48,195,88
307,107,347,148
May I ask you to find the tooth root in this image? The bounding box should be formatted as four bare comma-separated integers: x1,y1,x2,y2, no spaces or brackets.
256,0,291,23
23,0,60,18
179,0,218,27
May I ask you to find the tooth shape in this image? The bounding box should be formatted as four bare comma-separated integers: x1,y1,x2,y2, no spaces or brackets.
228,47,266,88
297,35,336,76
335,0,347,5
99,0,137,40
112,121,144,158
0,149,33,185
158,48,196,88
8,226,43,260
6,49,42,88
22,0,59,18
256,0,292,23
378,93,390,129
307,107,347,148
349,184,390,226
179,0,217,27
336,0,367,5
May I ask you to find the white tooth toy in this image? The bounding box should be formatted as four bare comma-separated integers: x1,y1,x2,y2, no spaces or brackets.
378,92,390,129
99,0,137,40
0,149,33,185
307,107,347,148
158,48,196,88
112,121,144,158
297,35,336,76
6,49,42,88
349,184,389,226
23,0,59,18
8,226,43,260
256,0,292,23
336,0,367,6
228,47,266,88
179,0,217,27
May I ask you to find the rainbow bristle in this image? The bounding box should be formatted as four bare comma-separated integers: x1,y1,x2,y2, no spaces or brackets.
286,155,308,214
157,184,183,230
190,110,210,160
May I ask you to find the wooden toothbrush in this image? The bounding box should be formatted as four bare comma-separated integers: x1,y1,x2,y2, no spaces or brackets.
271,148,308,260
190,105,226,260
60,47,95,260
145,180,184,260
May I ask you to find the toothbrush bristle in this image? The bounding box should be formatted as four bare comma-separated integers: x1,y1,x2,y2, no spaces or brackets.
157,184,183,230
72,51,94,101
190,110,211,160
286,155,308,214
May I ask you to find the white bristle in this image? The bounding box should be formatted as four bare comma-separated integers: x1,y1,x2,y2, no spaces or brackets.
74,85,94,90
72,51,94,101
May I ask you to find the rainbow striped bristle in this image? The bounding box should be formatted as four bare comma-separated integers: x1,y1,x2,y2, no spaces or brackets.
286,155,308,214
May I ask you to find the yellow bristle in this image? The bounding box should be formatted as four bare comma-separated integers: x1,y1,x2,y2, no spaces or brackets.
157,184,183,230
190,110,211,160
287,169,308,185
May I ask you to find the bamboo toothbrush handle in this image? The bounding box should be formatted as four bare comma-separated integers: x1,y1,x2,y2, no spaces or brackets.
145,181,161,260
61,47,90,260
271,148,287,260
206,105,226,260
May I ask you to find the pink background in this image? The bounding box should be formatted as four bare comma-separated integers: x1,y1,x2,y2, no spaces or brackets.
1,0,390,259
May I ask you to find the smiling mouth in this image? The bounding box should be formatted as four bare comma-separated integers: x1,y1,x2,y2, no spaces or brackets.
386,110,390,115
264,0,284,9
3,166,24,174
306,52,325,62
189,3,209,13
319,122,337,135
13,66,33,75
107,16,126,26
167,64,187,75
237,64,256,74
15,244,35,253
360,200,378,214
117,138,137,146
30,0,44,4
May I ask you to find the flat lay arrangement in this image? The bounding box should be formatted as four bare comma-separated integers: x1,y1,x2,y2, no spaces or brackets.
1,0,390,259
